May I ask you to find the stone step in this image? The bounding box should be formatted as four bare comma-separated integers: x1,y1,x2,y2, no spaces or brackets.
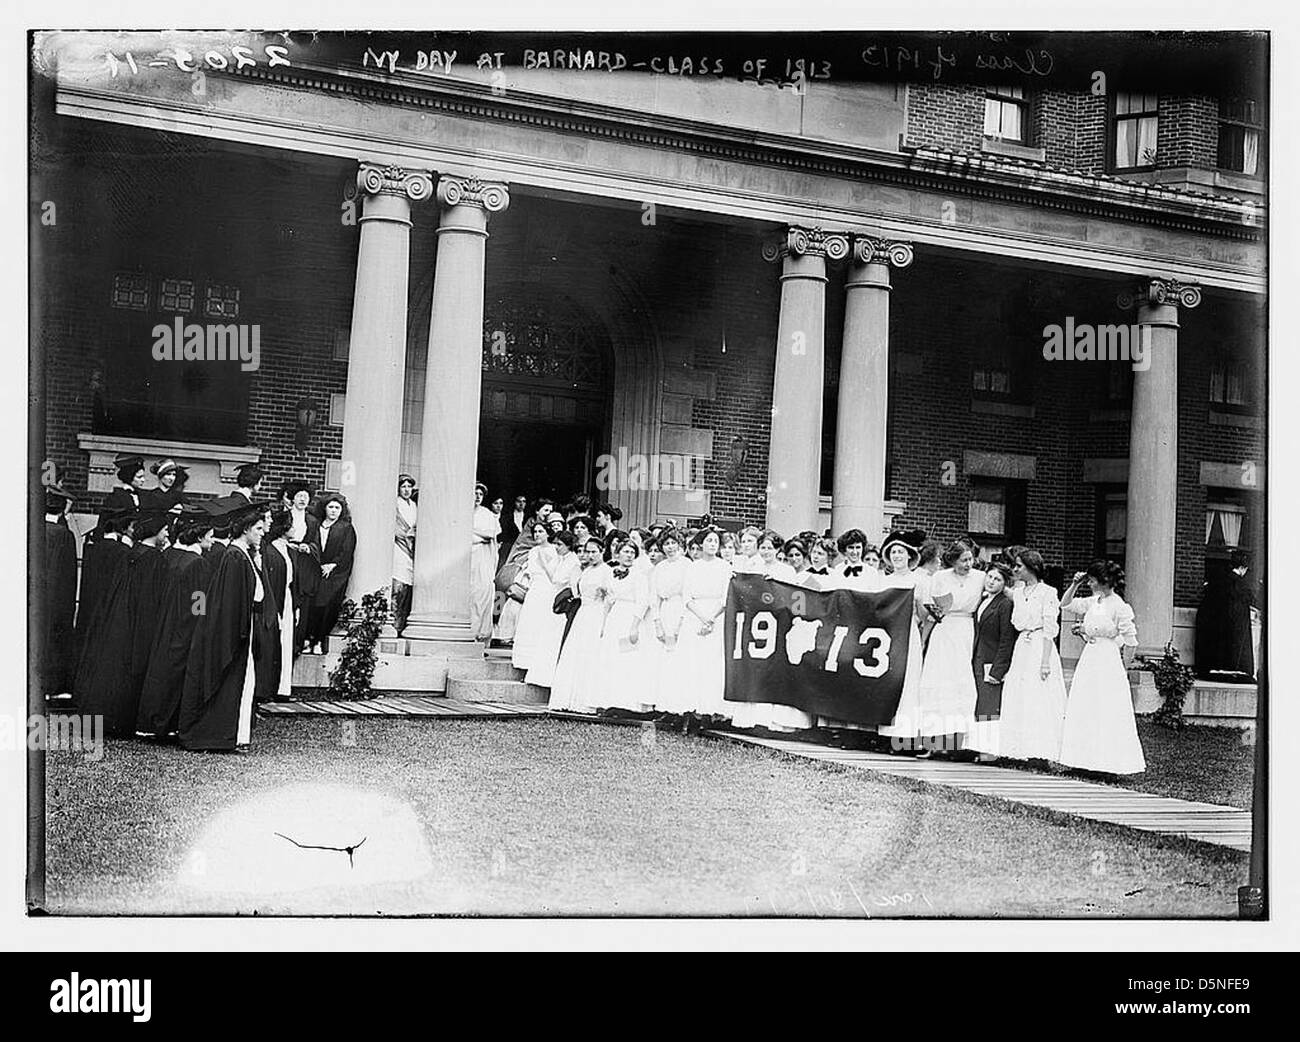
444,676,550,705
446,657,527,682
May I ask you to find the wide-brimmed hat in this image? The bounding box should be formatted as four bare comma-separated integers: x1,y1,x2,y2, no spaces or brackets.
880,529,925,563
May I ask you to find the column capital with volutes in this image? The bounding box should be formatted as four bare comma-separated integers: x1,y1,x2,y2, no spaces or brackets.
1117,277,1202,312
356,162,435,202
436,174,511,214
850,235,914,269
762,225,851,263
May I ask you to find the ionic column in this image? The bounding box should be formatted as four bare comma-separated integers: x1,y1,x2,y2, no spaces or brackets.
339,163,432,605
405,175,509,648
762,226,848,535
832,236,913,541
1119,277,1201,658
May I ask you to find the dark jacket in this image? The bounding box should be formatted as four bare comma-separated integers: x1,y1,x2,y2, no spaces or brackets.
972,591,1016,719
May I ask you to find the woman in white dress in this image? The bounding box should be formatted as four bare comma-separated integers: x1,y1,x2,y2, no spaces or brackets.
511,522,558,671
524,531,582,687
997,549,1069,763
470,483,501,641
783,537,809,581
1059,561,1145,775
876,531,928,753
650,529,693,714
732,526,764,574
832,528,882,592
719,531,738,567
802,538,836,589
913,538,944,651
730,531,815,733
910,540,984,757
675,528,733,723
597,540,656,713
548,537,612,713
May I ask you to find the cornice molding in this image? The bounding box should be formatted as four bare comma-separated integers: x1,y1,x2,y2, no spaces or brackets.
233,58,1263,242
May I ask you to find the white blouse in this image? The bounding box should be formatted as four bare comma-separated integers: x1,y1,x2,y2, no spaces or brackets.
1010,582,1062,640
1063,592,1138,647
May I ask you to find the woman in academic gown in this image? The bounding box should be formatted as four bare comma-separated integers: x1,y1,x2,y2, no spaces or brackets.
42,482,78,698
549,537,613,713
100,454,147,515
136,512,216,737
179,504,268,751
146,459,189,513
1194,549,1259,682
75,506,133,656
996,549,1069,763
282,480,320,652
254,508,294,702
1058,561,1145,775
74,509,172,736
304,493,356,654
965,561,1017,760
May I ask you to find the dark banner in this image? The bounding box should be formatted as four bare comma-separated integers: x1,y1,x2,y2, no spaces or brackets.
723,575,913,726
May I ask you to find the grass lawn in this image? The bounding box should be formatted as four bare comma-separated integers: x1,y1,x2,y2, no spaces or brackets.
962,719,1256,809
44,717,1247,918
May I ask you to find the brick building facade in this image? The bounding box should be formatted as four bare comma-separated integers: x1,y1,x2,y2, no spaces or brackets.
34,31,1265,666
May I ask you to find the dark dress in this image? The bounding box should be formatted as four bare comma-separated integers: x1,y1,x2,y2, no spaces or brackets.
145,484,187,512
135,548,215,735
100,485,142,515
179,544,259,751
254,545,288,700
1195,571,1259,681
498,510,526,573
73,542,170,736
288,512,321,649
306,519,356,644
42,518,78,696
74,535,130,651
972,591,1016,721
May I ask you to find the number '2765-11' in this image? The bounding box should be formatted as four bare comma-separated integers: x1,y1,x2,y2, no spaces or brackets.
732,611,891,677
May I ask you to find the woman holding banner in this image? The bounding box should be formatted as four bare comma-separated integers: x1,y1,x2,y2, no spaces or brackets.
875,531,928,753
675,528,732,723
730,531,815,733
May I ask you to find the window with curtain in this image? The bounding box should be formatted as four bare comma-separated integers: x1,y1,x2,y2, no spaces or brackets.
1112,92,1159,169
1206,502,1247,549
968,478,1027,555
1218,97,1264,175
1209,357,1253,410
984,86,1028,143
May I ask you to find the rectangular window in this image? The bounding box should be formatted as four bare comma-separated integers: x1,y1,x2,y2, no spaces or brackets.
1218,97,1264,175
1095,489,1127,565
1209,357,1254,410
1112,92,1159,169
969,478,1027,557
983,86,1028,143
973,366,1013,397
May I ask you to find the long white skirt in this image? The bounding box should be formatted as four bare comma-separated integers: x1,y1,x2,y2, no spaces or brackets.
524,591,567,687
549,601,605,713
1059,640,1146,774
511,580,553,671
996,631,1068,762
652,594,693,713
596,601,655,711
276,598,295,697
913,615,977,737
875,622,926,740
674,600,729,719
469,542,496,640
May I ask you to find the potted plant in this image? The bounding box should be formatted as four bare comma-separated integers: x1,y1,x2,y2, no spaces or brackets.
1144,640,1196,729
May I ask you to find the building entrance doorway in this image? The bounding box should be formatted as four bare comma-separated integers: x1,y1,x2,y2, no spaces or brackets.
476,294,611,508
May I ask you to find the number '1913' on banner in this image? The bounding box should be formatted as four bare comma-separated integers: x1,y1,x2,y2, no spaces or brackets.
723,575,915,726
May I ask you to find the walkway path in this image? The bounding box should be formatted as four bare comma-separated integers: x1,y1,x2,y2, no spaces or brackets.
707,731,1252,852
258,696,546,719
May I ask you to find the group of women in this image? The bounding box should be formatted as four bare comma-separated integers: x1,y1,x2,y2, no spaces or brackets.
65,453,356,751
500,502,1146,776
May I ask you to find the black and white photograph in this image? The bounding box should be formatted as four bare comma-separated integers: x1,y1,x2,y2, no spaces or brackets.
8,3,1293,958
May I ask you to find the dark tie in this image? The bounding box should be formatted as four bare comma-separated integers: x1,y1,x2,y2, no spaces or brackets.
844,565,862,577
